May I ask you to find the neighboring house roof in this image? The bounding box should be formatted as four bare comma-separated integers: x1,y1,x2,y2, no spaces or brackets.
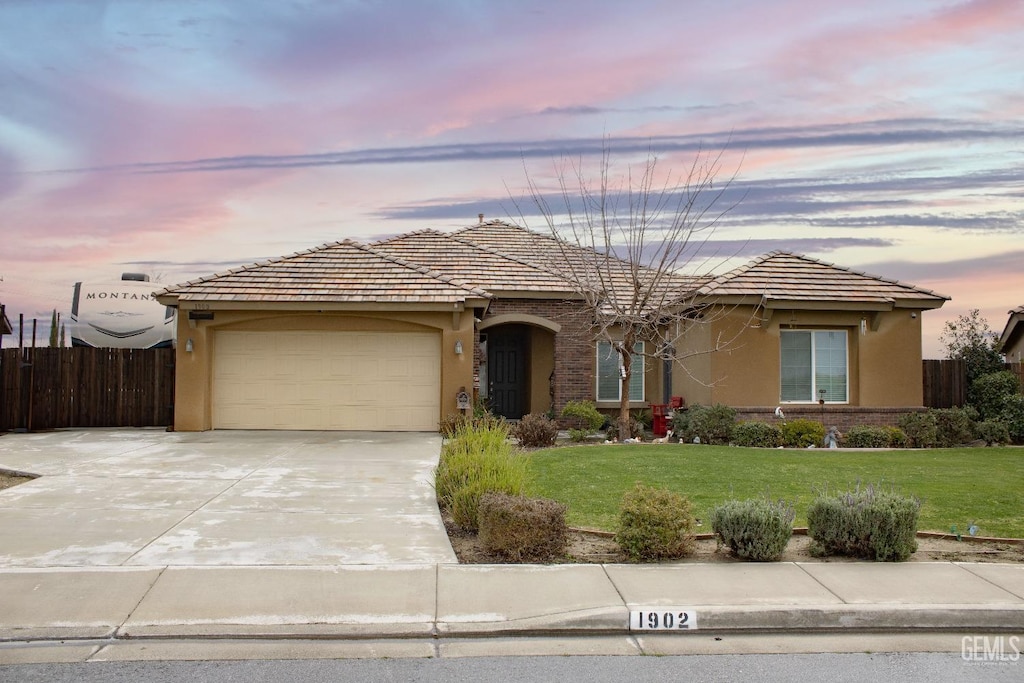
999,305,1024,353
0,304,12,336
154,240,490,307
699,251,949,310
373,228,570,293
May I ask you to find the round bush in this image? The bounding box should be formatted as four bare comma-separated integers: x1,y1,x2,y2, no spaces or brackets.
731,421,783,448
560,400,606,432
710,498,794,561
898,411,938,448
512,413,558,447
781,419,826,448
843,425,890,448
615,483,695,561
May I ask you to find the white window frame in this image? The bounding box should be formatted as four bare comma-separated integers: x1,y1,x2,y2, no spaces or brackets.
780,330,848,404
596,341,645,402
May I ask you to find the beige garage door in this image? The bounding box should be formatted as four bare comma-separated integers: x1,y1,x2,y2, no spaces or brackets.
213,330,441,431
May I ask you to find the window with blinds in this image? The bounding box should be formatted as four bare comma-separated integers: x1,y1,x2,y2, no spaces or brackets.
596,341,645,402
780,330,847,403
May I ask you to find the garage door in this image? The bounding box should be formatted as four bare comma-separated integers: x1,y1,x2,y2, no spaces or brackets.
213,330,441,431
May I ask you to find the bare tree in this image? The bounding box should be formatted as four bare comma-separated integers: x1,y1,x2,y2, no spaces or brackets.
516,144,746,441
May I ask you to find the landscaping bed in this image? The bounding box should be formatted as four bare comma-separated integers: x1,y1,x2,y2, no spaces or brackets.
444,515,1024,565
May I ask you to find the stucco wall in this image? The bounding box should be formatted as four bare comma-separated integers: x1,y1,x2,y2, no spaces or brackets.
171,308,475,431
671,305,927,408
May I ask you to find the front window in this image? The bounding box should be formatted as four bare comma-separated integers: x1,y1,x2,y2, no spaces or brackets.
780,330,847,403
597,341,644,402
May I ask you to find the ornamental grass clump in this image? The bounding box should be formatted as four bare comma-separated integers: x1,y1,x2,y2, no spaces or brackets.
615,483,696,561
434,422,530,532
807,483,920,561
478,492,568,562
710,498,795,561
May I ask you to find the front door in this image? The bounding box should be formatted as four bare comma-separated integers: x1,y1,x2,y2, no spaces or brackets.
488,327,527,419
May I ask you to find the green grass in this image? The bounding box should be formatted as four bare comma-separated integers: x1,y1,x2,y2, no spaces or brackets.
526,444,1024,538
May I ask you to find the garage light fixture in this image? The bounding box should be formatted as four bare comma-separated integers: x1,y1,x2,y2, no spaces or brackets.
454,340,464,355
185,338,194,353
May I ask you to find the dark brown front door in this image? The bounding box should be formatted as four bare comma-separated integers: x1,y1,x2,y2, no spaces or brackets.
488,327,527,419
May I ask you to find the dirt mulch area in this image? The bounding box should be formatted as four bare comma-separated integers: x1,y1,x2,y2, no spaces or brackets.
444,516,1024,565
0,471,33,492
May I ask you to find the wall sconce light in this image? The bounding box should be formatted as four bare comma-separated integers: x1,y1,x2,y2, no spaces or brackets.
454,340,463,355
860,317,867,334
185,338,194,353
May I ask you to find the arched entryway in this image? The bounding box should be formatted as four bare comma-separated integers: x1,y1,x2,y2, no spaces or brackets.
478,315,558,420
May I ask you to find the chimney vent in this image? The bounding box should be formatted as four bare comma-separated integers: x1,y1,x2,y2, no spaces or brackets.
478,213,484,224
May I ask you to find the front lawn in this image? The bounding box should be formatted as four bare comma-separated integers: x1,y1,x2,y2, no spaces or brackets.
526,445,1024,538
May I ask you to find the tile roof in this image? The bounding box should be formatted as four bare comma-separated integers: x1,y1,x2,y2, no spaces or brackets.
450,220,696,304
156,222,949,315
373,228,569,292
699,251,949,307
154,240,490,305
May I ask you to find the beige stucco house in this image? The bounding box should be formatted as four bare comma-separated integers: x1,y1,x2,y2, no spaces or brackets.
1000,305,1024,363
155,220,948,432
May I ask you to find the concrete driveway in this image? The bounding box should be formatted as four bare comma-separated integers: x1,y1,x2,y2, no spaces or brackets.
0,429,457,567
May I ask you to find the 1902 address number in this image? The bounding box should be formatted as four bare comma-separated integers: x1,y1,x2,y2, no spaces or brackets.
629,609,697,631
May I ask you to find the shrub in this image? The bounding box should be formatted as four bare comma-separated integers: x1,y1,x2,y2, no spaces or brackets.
512,413,559,447
731,421,783,448
999,394,1024,444
933,406,978,447
478,492,568,562
898,411,938,448
843,425,891,449
567,428,589,442
807,484,920,561
883,426,908,448
635,408,653,429
673,404,736,445
970,371,1021,420
710,498,795,561
781,419,826,448
975,420,1011,446
615,483,696,561
434,422,530,531
560,400,606,432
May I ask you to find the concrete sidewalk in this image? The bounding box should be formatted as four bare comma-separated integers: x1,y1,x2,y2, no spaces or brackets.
2,561,1022,645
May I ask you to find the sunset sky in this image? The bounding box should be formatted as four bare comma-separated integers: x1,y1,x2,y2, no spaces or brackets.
1,0,1021,355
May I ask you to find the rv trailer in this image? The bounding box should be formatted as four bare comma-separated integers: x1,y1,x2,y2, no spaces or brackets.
70,273,175,349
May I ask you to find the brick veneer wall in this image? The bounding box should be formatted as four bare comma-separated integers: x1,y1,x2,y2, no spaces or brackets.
733,406,927,433
481,298,594,414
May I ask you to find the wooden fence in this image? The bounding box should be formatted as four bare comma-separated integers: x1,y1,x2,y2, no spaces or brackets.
922,359,1023,408
0,347,175,431
922,359,967,408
